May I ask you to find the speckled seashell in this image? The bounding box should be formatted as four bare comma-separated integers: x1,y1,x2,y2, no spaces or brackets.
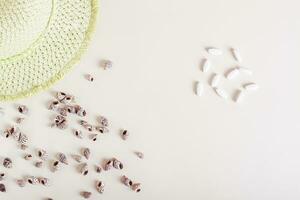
121,130,129,140
121,175,133,187
3,158,12,168
53,115,68,129
61,94,73,104
65,105,76,114
81,191,92,199
0,183,5,192
95,181,104,194
102,59,113,70
95,126,109,134
135,151,144,159
95,165,102,173
24,154,32,160
0,173,5,181
82,148,90,160
37,149,48,161
79,120,88,126
74,130,83,139
18,105,28,114
83,123,93,132
104,160,113,171
56,92,67,102
20,144,28,150
98,116,109,127
18,133,28,145
16,179,26,187
57,107,68,116
112,158,123,170
27,176,39,185
89,134,98,141
78,163,88,176
5,126,20,139
52,160,60,172
35,161,43,168
48,100,60,110
38,177,50,186
16,117,25,124
57,153,68,165
131,183,141,192
71,154,82,163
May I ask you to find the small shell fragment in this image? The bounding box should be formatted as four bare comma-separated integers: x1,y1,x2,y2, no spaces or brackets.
82,148,90,160
74,130,83,139
206,47,223,56
38,177,50,186
24,154,33,160
96,126,109,134
85,74,94,82
18,105,28,114
35,161,43,168
195,81,204,97
0,173,5,181
244,83,259,91
78,163,89,176
16,117,25,124
89,134,98,141
235,90,245,103
121,175,133,187
95,165,102,173
102,60,113,70
37,149,48,161
231,48,242,62
112,158,123,170
98,116,109,127
104,160,113,171
16,179,26,187
72,154,82,163
27,176,39,185
214,88,229,99
121,130,129,140
3,158,12,168
20,144,28,150
52,160,60,172
57,153,68,165
211,74,221,88
17,133,28,145
95,181,105,193
0,183,6,192
226,68,240,80
238,67,253,75
81,191,92,199
56,92,67,102
48,100,60,110
135,152,144,159
202,58,211,73
131,183,141,192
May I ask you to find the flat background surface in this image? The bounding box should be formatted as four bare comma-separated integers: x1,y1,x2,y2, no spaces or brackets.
1,0,300,199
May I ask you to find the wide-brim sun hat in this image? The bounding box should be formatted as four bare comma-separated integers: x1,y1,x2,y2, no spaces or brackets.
0,0,98,101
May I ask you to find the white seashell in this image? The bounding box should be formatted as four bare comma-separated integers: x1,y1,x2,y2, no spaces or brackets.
238,67,253,75
231,48,242,62
202,59,211,73
226,68,240,80
207,47,223,55
211,74,221,88
235,90,245,103
195,82,204,96
244,83,259,91
214,88,228,99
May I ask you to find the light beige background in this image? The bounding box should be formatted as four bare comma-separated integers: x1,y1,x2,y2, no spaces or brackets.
1,0,300,199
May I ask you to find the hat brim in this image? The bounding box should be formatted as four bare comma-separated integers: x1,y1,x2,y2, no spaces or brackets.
0,0,98,101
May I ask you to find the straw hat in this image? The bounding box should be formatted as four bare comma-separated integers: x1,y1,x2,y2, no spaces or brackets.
0,0,98,100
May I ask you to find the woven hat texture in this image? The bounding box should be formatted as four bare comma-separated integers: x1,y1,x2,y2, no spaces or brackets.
0,0,98,100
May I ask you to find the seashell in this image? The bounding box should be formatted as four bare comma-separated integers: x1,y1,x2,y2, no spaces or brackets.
131,183,141,192
82,148,90,160
74,130,83,139
98,116,109,127
18,133,28,145
244,83,259,91
60,94,73,104
211,74,221,88
57,107,68,116
95,181,104,193
121,130,129,140
135,152,144,159
16,117,25,124
35,161,43,168
18,105,28,114
0,173,5,181
16,179,26,187
226,68,240,80
238,66,253,75
202,58,211,73
53,115,68,129
83,123,93,132
206,47,223,55
112,158,123,170
37,149,48,161
121,175,133,187
195,81,204,97
81,191,92,199
102,59,113,70
3,158,12,168
27,176,39,185
24,154,32,160
96,126,109,134
72,154,82,163
231,48,242,62
48,100,60,110
78,163,88,176
52,160,60,172
38,177,50,186
65,105,76,114
235,90,245,103
56,92,67,102
95,165,102,173
86,74,94,82
57,153,68,165
214,88,229,99
0,183,6,192
89,134,98,141
20,144,28,150
104,160,113,171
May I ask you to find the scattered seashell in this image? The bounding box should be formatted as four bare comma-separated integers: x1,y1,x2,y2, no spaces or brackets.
78,163,89,176
3,158,12,168
104,160,113,171
20,144,28,150
48,100,60,110
16,179,26,187
96,126,109,134
85,74,94,82
27,176,39,185
226,68,240,80
57,153,68,165
82,148,90,160
0,173,5,181
102,60,113,70
95,165,102,173
238,67,253,75
244,83,259,91
60,94,73,104
52,160,60,172
131,183,141,192
74,129,83,139
89,134,98,141
98,116,109,127
38,177,50,186
121,175,133,187
18,105,28,114
57,107,68,116
37,149,48,161
17,133,28,145
214,88,229,99
35,161,43,168
211,73,221,88
95,181,105,193
206,47,223,55
81,191,92,199
202,58,211,73
24,154,33,160
121,130,129,140
52,115,68,129
112,158,123,170
135,152,144,159
56,92,67,102
235,90,245,103
231,48,242,62
72,154,82,163
195,81,204,97
74,105,87,117
0,183,6,192
16,117,25,124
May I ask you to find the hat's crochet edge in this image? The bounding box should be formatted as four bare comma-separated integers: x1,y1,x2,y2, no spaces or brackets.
0,0,99,101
